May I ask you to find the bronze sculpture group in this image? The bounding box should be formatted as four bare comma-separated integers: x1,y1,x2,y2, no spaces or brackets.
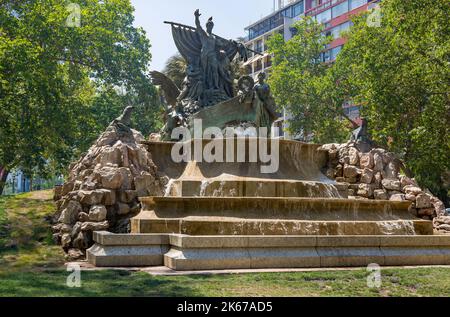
151,9,280,140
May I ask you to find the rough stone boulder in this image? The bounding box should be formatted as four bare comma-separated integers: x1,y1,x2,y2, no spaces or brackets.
52,120,167,260
320,141,448,233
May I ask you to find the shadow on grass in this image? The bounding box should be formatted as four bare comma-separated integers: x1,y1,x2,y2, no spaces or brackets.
0,270,201,297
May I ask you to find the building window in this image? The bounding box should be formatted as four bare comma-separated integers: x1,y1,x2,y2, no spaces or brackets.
256,40,263,53
329,21,352,39
246,45,254,58
266,55,272,68
283,7,293,18
315,8,331,24
332,0,349,19
331,45,343,60
350,0,367,11
293,2,304,17
343,105,360,119
321,50,331,62
246,65,253,75
255,60,263,72
247,11,285,40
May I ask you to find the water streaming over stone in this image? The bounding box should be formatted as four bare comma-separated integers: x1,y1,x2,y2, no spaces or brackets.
135,139,427,236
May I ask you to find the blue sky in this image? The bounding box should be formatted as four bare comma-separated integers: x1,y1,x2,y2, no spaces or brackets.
130,0,274,71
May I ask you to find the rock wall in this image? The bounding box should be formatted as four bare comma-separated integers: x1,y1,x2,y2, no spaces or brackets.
320,142,449,234
52,122,167,260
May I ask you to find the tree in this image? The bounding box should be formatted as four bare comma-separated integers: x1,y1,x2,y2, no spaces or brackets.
331,0,449,203
267,17,354,143
0,0,161,194
163,53,187,89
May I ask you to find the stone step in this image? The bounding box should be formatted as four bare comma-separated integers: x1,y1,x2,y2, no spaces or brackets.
134,197,431,236
87,232,450,269
131,218,432,236
139,197,414,221
166,179,348,198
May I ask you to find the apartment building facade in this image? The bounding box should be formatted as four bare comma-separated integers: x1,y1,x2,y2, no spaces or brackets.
244,0,380,126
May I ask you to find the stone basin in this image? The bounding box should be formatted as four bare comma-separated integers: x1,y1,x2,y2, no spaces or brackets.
143,139,330,181
133,138,434,237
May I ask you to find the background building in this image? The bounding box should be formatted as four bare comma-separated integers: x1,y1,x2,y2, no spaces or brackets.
2,170,63,195
244,0,381,133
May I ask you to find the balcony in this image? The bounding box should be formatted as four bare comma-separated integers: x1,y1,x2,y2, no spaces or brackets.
306,0,369,17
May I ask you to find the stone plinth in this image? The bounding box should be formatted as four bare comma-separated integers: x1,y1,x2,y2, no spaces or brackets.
87,232,450,269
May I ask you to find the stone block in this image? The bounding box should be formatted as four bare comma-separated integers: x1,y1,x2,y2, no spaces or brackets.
416,194,432,209
89,205,107,222
344,165,360,178
404,186,423,196
87,244,166,267
99,166,124,190
360,168,374,184
58,200,82,224
374,189,388,200
249,248,320,269
119,190,137,203
360,153,374,169
317,236,380,247
381,247,449,266
100,189,116,206
164,248,252,271
81,221,109,232
317,247,385,267
92,231,169,246
78,190,104,205
382,179,401,191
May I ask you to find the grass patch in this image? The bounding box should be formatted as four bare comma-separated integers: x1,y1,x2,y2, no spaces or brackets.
1,191,450,297
0,267,450,297
0,190,65,271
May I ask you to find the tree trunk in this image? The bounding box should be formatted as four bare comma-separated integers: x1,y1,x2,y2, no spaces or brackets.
29,176,33,192
0,167,9,196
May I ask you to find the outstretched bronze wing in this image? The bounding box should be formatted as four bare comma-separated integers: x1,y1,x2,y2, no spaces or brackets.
150,71,180,107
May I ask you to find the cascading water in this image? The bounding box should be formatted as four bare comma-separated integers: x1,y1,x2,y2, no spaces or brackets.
213,181,226,197
322,183,341,198
255,182,264,197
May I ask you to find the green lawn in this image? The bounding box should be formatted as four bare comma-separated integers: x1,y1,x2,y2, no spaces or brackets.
1,191,450,297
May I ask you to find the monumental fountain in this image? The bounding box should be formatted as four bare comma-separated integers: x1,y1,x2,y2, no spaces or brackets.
51,10,450,270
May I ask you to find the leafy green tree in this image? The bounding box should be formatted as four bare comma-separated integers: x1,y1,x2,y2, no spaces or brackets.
332,0,449,203
163,53,187,89
267,17,354,143
0,0,160,194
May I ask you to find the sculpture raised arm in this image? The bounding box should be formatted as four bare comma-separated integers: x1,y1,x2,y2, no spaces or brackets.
194,9,206,36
